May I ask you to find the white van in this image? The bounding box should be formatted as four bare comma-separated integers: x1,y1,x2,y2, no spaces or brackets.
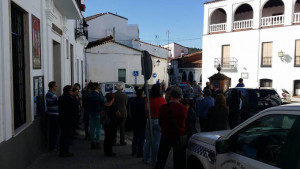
100,82,135,97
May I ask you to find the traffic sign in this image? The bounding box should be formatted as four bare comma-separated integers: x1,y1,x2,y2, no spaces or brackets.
133,71,139,76
141,51,152,80
153,73,157,78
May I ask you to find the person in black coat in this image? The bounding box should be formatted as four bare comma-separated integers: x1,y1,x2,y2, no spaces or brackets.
227,89,241,129
131,89,146,157
58,85,78,157
81,82,92,140
207,94,229,131
103,93,120,157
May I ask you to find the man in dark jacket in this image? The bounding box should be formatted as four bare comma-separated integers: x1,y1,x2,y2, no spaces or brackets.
114,84,128,146
81,82,92,140
87,82,105,149
58,85,78,157
130,89,146,157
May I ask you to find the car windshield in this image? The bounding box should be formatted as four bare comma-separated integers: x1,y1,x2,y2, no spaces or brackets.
247,89,281,107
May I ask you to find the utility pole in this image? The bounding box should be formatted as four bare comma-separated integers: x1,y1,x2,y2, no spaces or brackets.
166,30,170,57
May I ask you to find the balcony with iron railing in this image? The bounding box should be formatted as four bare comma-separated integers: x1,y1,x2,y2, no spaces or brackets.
261,57,272,67
214,57,238,69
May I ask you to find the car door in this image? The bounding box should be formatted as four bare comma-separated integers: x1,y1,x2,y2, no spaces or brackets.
216,114,299,169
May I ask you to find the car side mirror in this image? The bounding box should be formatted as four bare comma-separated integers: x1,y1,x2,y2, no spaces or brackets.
216,139,230,154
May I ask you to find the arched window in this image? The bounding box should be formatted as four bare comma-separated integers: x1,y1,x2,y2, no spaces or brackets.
188,71,194,84
210,8,227,33
260,79,273,87
294,0,300,23
182,71,187,82
233,4,254,30
261,0,285,27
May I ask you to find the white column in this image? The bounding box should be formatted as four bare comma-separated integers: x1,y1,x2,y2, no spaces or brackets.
203,5,209,35
284,0,293,26
252,1,261,29
0,0,13,141
226,6,233,32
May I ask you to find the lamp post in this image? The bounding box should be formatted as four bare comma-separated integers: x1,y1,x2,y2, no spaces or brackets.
156,59,161,67
278,50,284,58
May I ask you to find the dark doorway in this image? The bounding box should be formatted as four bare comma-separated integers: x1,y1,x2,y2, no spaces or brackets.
182,71,187,82
188,71,193,84
11,3,26,129
53,41,62,95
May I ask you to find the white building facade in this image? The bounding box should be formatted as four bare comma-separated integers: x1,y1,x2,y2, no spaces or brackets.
86,12,139,47
86,38,169,86
202,0,300,99
86,13,169,86
164,43,188,58
0,0,87,168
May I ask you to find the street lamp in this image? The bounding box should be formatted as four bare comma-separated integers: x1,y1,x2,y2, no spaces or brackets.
278,50,284,58
83,20,89,32
156,59,161,66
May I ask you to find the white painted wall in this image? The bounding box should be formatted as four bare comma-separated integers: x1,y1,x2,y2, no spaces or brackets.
86,42,169,86
163,43,188,58
203,0,300,97
87,13,139,46
0,0,86,142
133,41,169,59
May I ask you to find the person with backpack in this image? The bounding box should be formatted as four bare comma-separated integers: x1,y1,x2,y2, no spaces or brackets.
102,93,120,156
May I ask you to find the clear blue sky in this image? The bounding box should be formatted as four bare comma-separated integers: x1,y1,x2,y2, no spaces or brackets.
83,0,208,49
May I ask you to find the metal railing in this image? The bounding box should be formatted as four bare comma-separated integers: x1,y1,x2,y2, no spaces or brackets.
209,23,227,33
261,15,284,27
261,56,272,66
294,13,300,23
295,56,300,66
233,19,253,30
214,57,238,69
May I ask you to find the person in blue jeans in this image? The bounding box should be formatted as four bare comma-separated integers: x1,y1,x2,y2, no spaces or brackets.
144,84,166,165
87,82,105,149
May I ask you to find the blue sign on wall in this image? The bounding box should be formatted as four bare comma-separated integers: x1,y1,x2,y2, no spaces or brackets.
133,71,139,76
153,73,157,78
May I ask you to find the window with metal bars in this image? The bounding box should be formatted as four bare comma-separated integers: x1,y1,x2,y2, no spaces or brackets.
260,79,273,87
295,40,300,67
11,3,26,129
261,42,273,67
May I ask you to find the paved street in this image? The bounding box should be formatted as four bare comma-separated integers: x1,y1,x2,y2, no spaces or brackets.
26,117,202,169
26,130,154,169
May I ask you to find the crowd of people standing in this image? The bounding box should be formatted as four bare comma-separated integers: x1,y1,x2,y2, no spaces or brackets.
45,79,244,169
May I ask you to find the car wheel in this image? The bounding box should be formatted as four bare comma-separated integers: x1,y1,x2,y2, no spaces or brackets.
187,156,204,169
